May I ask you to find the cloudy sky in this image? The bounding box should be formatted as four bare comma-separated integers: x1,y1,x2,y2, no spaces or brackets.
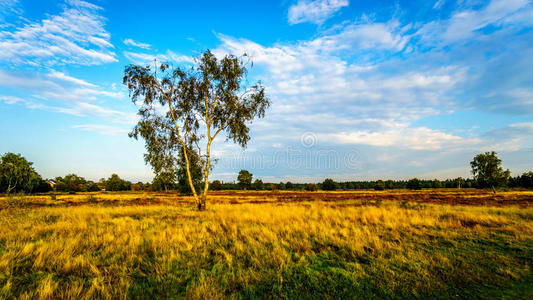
1,0,532,183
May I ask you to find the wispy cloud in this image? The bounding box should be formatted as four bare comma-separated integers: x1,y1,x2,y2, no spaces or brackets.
433,0,445,10
0,69,133,124
123,38,151,49
0,0,116,66
327,127,478,150
417,0,533,46
123,50,194,65
0,95,24,104
0,0,22,21
73,124,130,135
288,0,349,25
47,70,96,87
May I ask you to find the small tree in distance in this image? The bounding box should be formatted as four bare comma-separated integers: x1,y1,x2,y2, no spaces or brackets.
322,178,338,191
124,50,270,210
237,170,253,190
305,183,319,191
210,180,222,191
252,179,264,190
470,151,510,193
455,177,464,189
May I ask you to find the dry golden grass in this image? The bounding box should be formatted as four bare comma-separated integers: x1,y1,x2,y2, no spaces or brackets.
0,190,531,299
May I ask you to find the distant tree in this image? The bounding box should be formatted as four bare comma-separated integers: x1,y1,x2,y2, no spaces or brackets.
152,171,177,192
374,180,385,190
63,174,87,186
210,180,222,191
384,180,394,189
455,177,465,189
407,178,422,190
344,182,354,190
0,153,41,194
55,174,88,192
519,172,533,189
237,170,253,190
432,179,442,189
55,181,68,192
278,182,286,190
470,151,510,192
124,50,270,210
322,178,338,191
31,178,52,193
252,179,264,190
305,183,319,191
87,181,100,192
105,174,131,191
268,183,277,191
285,181,294,190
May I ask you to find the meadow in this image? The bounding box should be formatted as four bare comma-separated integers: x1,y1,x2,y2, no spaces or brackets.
0,190,531,299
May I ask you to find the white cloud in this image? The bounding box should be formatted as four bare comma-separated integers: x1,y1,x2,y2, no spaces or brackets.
0,95,24,104
0,0,22,21
0,0,116,66
308,21,410,52
123,38,151,49
73,124,130,135
433,0,446,9
47,70,96,87
288,0,349,25
417,0,533,46
0,69,133,124
123,50,194,65
326,127,477,150
443,0,530,42
0,69,124,102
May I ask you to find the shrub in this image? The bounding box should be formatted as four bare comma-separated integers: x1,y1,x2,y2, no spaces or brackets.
305,183,319,191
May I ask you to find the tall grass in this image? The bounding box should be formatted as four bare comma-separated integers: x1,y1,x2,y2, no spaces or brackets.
0,193,531,299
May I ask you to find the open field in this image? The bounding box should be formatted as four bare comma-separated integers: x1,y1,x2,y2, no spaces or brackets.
0,190,532,299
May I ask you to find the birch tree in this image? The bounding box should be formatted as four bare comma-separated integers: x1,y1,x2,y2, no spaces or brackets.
124,50,269,210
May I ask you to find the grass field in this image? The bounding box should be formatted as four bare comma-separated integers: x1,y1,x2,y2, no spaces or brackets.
0,190,532,299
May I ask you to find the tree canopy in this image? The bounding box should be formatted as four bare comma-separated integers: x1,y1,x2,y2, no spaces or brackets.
470,151,510,191
0,153,41,194
237,170,253,190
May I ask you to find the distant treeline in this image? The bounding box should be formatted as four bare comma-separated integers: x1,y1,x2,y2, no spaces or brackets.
208,175,533,191
1,152,532,194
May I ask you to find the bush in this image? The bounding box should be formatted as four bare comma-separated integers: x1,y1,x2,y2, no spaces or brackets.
305,183,319,191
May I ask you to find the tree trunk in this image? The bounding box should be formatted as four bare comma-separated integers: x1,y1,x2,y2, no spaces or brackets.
182,146,200,208
199,140,211,211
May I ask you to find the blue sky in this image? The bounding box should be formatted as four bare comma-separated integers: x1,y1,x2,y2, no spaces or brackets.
1,0,532,183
